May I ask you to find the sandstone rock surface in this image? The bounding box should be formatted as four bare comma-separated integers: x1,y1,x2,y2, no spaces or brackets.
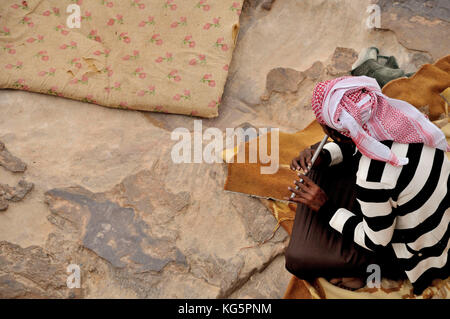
0,0,448,298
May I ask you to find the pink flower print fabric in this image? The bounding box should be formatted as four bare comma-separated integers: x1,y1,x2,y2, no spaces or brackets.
0,0,244,118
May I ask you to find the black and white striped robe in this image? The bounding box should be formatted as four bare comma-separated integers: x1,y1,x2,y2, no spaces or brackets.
323,141,449,295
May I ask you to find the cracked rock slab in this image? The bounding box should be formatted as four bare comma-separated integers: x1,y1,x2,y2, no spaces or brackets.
378,0,450,60
230,255,293,299
43,154,289,298
0,141,27,173
188,251,245,292
264,68,306,97
41,161,290,298
0,241,78,298
256,61,329,130
45,172,189,274
0,180,33,212
327,47,359,76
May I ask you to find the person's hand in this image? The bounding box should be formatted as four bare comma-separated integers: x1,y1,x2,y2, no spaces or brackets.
285,174,328,212
290,147,322,173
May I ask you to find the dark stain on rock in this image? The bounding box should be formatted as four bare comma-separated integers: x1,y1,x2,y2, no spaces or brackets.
261,0,276,11
45,170,189,273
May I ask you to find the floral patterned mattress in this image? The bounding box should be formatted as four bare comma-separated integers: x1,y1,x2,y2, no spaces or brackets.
0,0,243,118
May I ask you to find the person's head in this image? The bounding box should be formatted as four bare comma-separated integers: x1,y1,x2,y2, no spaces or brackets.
312,78,355,145
320,124,354,145
311,76,449,166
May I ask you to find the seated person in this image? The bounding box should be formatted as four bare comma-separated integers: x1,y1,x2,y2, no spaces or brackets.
284,76,450,295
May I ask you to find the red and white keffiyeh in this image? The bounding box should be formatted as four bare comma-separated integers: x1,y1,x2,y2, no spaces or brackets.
311,76,450,166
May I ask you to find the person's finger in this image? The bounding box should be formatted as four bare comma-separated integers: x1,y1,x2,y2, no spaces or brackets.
288,186,313,201
291,158,301,171
305,149,314,168
284,196,299,203
294,180,314,194
292,197,310,206
299,154,308,172
284,196,308,205
302,193,314,201
288,186,303,196
298,174,317,187
288,187,310,199
299,152,311,173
